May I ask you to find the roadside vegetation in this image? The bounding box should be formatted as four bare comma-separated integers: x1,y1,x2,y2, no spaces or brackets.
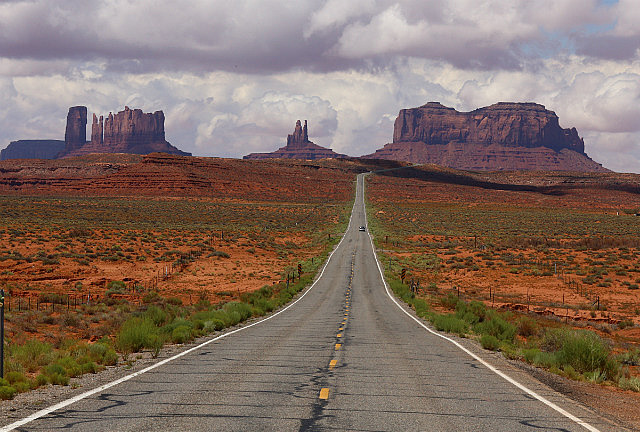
365,172,640,394
383,268,640,391
0,192,354,400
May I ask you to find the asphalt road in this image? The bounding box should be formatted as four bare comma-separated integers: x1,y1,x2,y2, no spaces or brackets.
2,174,626,431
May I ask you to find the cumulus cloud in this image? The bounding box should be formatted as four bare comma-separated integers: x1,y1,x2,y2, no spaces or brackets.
0,0,639,171
0,0,630,73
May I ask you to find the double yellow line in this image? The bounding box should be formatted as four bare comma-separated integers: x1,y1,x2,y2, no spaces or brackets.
320,250,354,400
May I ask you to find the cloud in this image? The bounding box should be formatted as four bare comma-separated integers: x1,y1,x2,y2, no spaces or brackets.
305,0,377,37
0,1,639,172
0,0,630,74
553,71,640,133
194,91,338,157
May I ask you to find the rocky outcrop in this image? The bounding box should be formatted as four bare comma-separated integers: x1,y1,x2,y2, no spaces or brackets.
0,153,356,202
59,106,190,158
365,102,606,171
244,120,346,160
91,114,103,146
287,119,310,146
64,106,88,153
0,140,65,160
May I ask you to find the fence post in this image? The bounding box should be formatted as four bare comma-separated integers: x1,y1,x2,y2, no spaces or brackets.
1,288,4,379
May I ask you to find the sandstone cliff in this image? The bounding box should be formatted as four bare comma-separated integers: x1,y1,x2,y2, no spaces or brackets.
366,102,606,172
0,140,65,160
64,106,87,152
59,106,190,158
244,120,346,160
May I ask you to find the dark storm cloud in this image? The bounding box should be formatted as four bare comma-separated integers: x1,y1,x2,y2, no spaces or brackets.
575,34,640,61
0,0,363,75
1,0,639,172
0,0,620,74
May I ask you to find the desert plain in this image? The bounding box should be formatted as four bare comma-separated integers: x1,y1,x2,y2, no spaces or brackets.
0,155,639,427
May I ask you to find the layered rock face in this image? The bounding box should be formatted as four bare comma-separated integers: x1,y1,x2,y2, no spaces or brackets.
64,106,88,152
0,140,65,160
366,102,606,171
59,106,190,158
244,120,346,160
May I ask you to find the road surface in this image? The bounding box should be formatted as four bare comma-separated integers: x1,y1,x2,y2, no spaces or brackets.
1,174,624,431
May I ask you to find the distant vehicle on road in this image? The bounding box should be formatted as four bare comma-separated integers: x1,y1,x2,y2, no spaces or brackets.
359,226,366,231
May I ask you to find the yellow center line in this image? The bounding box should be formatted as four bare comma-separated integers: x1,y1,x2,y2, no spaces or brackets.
319,388,330,400
335,343,341,350
329,359,337,370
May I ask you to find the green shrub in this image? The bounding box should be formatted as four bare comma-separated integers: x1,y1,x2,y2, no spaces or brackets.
142,291,162,304
455,301,487,324
537,328,620,381
618,348,640,366
203,319,225,332
413,298,430,317
517,317,539,337
433,314,468,336
480,334,501,351
5,371,28,385
473,312,516,342
45,363,70,386
522,348,539,364
106,280,126,297
223,302,253,323
56,356,82,377
81,361,99,374
5,372,31,392
0,385,17,400
554,329,616,376
88,341,118,366
116,317,159,353
441,293,460,310
9,339,54,373
533,351,559,369
13,380,32,393
160,318,192,334
250,297,276,314
561,365,582,381
171,325,192,344
35,373,48,386
144,305,168,326
619,376,640,392
167,297,183,306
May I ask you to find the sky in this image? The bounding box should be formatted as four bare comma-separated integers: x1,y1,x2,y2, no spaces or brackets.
0,0,639,172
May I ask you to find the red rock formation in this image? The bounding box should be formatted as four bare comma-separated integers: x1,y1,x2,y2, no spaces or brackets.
0,153,356,202
287,119,309,146
63,106,87,153
365,102,606,171
244,120,346,160
60,106,190,157
91,114,103,146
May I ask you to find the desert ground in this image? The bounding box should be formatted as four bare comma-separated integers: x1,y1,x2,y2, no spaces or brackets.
1,156,639,425
365,165,640,424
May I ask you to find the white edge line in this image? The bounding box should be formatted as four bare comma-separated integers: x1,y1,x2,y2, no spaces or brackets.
0,196,359,432
360,173,601,432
